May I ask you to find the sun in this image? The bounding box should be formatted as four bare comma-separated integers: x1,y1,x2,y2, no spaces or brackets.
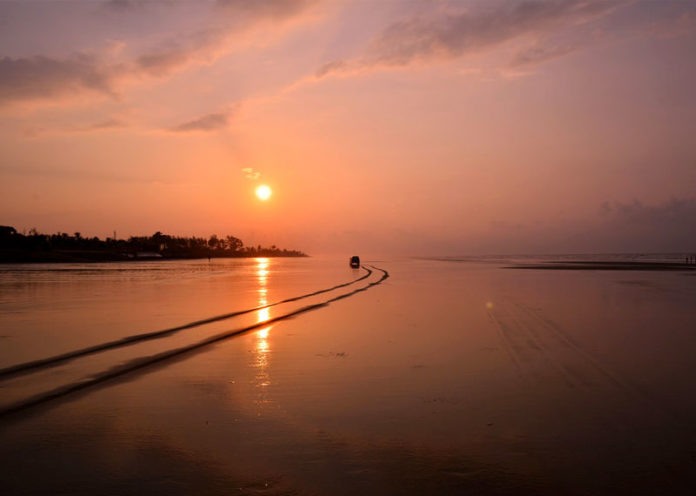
255,184,272,201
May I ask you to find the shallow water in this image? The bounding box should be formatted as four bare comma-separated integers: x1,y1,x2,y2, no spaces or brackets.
1,257,696,494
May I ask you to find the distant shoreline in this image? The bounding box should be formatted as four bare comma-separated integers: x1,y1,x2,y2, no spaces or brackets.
0,250,308,264
0,226,308,263
504,261,696,271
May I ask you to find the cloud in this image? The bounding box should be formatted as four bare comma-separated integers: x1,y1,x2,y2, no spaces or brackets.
16,117,128,138
573,198,696,252
103,0,147,11
77,118,127,132
565,197,696,253
0,162,177,184
0,0,314,105
509,42,579,68
133,27,225,78
316,0,624,78
599,197,696,225
135,46,196,77
241,167,260,180
216,0,313,20
0,55,118,104
431,197,696,255
136,0,315,78
169,111,230,133
315,60,348,79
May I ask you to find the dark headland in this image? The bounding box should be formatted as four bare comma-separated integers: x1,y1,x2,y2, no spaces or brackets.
0,226,307,263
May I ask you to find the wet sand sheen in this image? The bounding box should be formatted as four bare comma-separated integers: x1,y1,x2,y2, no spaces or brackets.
0,266,375,380
1,257,696,494
0,265,388,417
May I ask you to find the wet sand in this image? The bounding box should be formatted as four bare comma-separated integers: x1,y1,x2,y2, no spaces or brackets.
1,257,696,494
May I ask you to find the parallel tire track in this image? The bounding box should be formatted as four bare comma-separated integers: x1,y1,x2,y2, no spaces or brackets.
0,267,373,380
0,265,389,419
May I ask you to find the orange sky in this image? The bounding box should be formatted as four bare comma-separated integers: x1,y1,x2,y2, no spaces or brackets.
1,0,695,255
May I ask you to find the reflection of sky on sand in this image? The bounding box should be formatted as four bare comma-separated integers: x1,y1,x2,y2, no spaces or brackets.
253,258,272,413
4,258,696,494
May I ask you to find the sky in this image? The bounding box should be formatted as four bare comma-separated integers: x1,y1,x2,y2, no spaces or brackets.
1,0,695,255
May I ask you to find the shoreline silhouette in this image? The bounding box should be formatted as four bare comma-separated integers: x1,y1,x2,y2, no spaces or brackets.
0,226,307,263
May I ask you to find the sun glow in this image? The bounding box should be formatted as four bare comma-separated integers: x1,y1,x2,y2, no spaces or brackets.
255,185,272,201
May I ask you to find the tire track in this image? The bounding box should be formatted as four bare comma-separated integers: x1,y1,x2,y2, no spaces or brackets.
488,304,577,388
493,298,677,402
490,298,696,459
0,267,373,380
511,303,696,421
512,302,629,391
0,265,389,419
509,302,696,441
487,312,524,377
489,300,611,389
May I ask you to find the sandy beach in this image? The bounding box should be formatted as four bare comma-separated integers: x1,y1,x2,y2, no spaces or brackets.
1,257,696,494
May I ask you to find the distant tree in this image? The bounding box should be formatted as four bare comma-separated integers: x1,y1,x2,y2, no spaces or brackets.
0,227,305,262
0,226,17,238
226,235,243,252
208,234,219,249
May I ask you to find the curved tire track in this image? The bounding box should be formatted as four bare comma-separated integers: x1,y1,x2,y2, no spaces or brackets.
0,265,389,419
0,267,373,380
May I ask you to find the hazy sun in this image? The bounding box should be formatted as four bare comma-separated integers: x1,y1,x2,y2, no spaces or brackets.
255,184,272,201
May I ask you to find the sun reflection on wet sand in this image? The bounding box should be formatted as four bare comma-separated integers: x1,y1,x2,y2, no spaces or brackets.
253,258,272,412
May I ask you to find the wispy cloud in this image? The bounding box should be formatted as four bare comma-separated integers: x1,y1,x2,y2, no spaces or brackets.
169,111,230,133
135,0,315,77
216,0,313,20
0,0,314,106
584,197,696,251
18,117,129,138
76,118,127,132
133,27,225,78
0,55,119,104
0,163,178,184
241,167,260,180
599,197,696,225
103,0,147,11
458,197,696,254
316,0,624,78
509,42,579,68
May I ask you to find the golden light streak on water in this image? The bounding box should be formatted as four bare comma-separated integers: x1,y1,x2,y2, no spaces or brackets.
253,258,273,411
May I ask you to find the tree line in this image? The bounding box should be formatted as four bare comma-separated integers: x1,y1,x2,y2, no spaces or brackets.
0,226,307,263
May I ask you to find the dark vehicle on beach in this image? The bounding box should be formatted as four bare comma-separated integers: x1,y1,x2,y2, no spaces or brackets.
350,256,360,268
